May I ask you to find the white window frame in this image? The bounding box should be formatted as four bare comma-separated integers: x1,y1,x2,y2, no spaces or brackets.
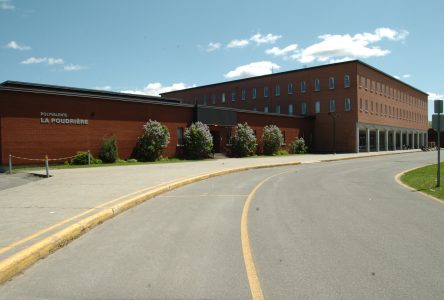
287,83,293,94
345,97,351,111
329,98,335,112
301,102,307,115
314,79,320,91
344,75,350,88
301,80,306,93
315,101,320,114
329,77,335,90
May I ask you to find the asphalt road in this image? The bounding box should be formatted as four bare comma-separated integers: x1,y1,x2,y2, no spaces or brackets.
1,152,444,299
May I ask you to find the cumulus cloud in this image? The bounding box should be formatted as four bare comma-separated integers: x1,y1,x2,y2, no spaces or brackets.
224,61,281,79
227,39,249,48
204,42,221,52
428,92,444,101
265,44,298,59
264,27,408,64
121,82,194,97
250,33,282,45
6,41,31,51
0,0,14,10
95,85,112,91
63,64,87,71
402,74,411,78
21,57,64,65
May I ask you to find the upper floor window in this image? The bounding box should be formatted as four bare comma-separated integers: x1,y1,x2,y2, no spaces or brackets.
288,104,294,115
329,98,336,112
301,80,306,93
315,101,320,114
360,76,364,88
275,105,281,114
301,102,307,115
252,87,257,99
241,89,246,101
329,77,335,90
264,105,269,113
344,75,350,88
231,91,236,101
275,84,280,96
287,83,293,94
221,92,226,103
264,86,269,98
345,97,351,111
314,79,320,91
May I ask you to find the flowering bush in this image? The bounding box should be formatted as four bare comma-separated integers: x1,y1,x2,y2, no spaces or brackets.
289,137,308,154
184,122,213,159
132,120,170,161
231,123,257,157
262,125,283,155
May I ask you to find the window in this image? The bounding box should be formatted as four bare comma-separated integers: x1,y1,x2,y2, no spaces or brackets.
177,127,184,146
287,83,293,94
253,108,257,112
275,85,280,96
264,86,269,98
345,97,351,111
203,95,207,105
360,76,364,88
365,78,369,90
221,92,226,103
241,89,246,101
329,77,335,90
360,98,363,111
371,101,373,113
264,106,269,113
211,94,216,104
314,79,320,91
288,104,294,115
301,102,307,115
344,75,350,88
329,98,335,112
365,99,368,112
275,105,280,114
226,129,232,145
252,88,257,99
231,91,236,101
315,101,320,114
301,80,306,93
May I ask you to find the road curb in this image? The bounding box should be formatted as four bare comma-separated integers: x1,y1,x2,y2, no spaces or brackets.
321,150,421,163
0,161,300,284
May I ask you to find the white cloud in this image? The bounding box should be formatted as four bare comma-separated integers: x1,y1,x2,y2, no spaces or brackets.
224,61,281,79
393,75,401,79
63,64,87,71
0,0,14,10
6,41,31,51
121,82,194,97
402,74,411,78
48,58,64,65
329,57,354,64
21,57,48,64
205,42,221,52
265,44,298,58
285,27,409,64
227,39,249,48
95,85,112,91
428,92,444,101
250,33,282,45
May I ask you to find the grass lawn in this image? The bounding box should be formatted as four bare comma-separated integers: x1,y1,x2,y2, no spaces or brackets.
401,163,444,200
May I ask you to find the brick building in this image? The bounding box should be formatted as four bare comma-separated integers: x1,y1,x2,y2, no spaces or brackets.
0,81,311,167
163,60,429,153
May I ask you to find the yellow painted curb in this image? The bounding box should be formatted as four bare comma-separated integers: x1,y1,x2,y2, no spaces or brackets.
0,161,300,284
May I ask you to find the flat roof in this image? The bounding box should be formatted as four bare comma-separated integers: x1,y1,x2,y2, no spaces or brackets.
161,60,428,96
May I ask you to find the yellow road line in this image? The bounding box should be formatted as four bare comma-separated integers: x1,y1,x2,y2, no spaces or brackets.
241,170,292,300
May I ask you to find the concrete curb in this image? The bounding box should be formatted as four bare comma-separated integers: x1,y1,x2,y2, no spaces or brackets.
321,149,421,163
0,161,300,284
395,166,444,204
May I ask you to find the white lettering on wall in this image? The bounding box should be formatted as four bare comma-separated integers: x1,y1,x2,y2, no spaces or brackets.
40,112,89,125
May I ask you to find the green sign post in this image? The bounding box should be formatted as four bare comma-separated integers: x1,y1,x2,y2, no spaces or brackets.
435,100,443,187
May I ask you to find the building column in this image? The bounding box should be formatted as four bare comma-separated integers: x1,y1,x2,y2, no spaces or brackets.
385,129,389,151
356,126,360,153
406,131,410,149
400,131,403,150
417,132,421,148
366,128,370,152
376,129,380,152
393,129,396,151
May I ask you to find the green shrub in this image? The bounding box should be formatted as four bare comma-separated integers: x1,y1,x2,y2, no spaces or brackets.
289,137,308,154
276,149,289,156
99,135,119,163
70,151,91,165
132,120,170,162
231,123,257,157
92,158,102,164
127,158,138,163
262,125,283,155
184,122,213,159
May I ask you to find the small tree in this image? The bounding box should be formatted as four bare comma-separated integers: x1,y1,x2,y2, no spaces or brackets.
184,122,213,159
132,120,170,162
262,125,283,155
99,135,119,163
231,123,257,157
289,137,308,154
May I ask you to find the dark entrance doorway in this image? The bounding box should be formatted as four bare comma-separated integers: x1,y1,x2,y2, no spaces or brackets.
210,131,221,153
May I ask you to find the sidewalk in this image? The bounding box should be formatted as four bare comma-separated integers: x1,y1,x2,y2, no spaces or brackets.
0,150,420,282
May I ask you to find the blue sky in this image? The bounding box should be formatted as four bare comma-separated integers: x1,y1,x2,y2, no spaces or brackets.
1,0,443,120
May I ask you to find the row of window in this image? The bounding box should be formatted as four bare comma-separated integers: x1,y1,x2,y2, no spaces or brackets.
359,75,425,108
199,75,351,105
255,97,351,115
359,98,427,123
